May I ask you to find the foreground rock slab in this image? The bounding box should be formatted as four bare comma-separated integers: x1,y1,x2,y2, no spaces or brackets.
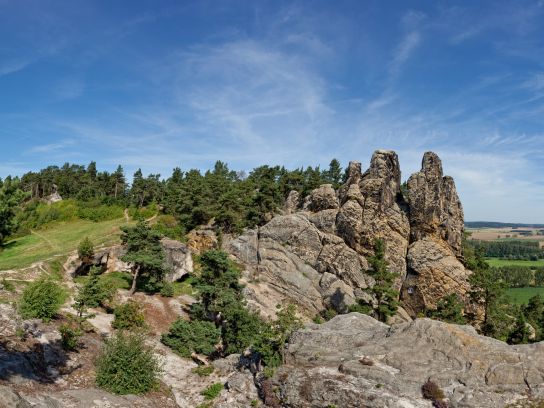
274,313,544,408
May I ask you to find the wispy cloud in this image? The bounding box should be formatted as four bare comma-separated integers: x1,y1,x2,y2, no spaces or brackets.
0,59,31,77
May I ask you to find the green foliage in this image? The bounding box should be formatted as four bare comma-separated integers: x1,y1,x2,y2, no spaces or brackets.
1,278,15,292
112,300,146,331
160,281,175,297
351,239,398,322
191,365,214,376
427,293,466,324
468,250,510,338
121,220,169,294
0,177,24,246
74,267,116,318
19,278,65,321
467,239,544,260
77,236,94,262
524,295,544,341
95,331,161,395
200,383,223,400
507,309,531,344
76,202,124,222
253,304,302,368
59,324,82,351
161,319,220,357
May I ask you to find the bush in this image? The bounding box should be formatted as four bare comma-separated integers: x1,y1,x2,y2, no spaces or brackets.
421,380,445,401
19,278,65,321
77,237,94,263
200,382,223,400
77,203,124,222
161,319,220,357
112,300,146,330
95,331,161,395
59,324,82,350
160,281,175,297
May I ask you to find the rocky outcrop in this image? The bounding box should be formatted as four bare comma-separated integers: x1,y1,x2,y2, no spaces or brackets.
161,238,193,282
407,151,464,256
273,313,544,408
71,240,193,282
337,150,410,285
402,152,470,315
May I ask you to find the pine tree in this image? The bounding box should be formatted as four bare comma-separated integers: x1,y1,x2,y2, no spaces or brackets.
507,309,530,345
121,221,168,295
325,159,342,188
113,165,126,199
368,239,399,322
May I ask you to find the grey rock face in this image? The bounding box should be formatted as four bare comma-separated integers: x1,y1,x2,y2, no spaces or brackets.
161,238,194,282
0,386,32,408
274,313,544,408
227,150,470,320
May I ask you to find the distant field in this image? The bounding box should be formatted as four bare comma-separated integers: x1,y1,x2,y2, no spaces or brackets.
486,258,544,267
0,218,131,271
467,227,544,243
506,287,544,304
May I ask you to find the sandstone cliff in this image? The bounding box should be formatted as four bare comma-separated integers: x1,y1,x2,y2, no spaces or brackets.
227,150,470,318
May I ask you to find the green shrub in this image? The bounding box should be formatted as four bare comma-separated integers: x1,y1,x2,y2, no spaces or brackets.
19,278,65,321
161,319,220,357
200,382,223,400
77,237,95,263
112,300,146,330
192,365,214,376
95,331,161,395
1,278,15,292
77,203,124,222
59,324,82,350
160,281,175,297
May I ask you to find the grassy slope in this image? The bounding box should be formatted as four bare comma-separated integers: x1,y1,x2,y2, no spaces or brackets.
0,218,131,271
486,258,544,267
506,287,544,304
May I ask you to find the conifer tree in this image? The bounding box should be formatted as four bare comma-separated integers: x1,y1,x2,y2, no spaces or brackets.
121,221,168,294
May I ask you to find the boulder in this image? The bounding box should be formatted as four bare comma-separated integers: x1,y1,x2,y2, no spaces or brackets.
302,184,339,212
161,238,193,282
401,236,471,315
274,313,544,408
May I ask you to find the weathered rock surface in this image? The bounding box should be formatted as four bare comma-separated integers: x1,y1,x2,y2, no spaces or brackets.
402,152,471,315
70,240,193,282
407,151,464,257
228,150,471,318
274,313,544,408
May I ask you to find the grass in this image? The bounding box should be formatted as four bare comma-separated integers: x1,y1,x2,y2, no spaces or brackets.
74,271,132,291
506,287,544,304
486,258,544,267
0,218,131,271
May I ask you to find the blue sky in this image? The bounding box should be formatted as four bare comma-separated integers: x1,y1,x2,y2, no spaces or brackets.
1,0,543,222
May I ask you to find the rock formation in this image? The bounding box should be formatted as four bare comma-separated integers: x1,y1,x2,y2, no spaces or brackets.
401,152,469,315
272,313,544,407
227,150,470,318
70,239,193,282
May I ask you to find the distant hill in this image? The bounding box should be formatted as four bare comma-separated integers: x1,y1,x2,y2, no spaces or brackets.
465,221,544,228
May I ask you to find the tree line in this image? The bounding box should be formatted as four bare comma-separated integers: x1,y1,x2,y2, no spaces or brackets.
467,239,544,260
0,159,344,245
